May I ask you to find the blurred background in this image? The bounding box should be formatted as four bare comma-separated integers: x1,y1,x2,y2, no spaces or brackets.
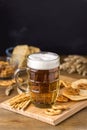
0,0,87,55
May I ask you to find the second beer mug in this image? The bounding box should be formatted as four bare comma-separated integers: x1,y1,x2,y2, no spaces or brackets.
15,52,60,108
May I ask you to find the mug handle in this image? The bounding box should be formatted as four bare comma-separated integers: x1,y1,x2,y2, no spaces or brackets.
14,68,30,93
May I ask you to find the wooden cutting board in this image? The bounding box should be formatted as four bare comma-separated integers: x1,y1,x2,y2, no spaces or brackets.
0,75,87,126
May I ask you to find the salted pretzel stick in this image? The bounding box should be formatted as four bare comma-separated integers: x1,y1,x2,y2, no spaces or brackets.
9,94,25,103
17,101,26,110
10,96,30,106
11,99,31,110
9,94,30,105
21,100,31,111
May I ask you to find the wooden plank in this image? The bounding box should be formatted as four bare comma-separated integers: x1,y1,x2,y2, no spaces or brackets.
0,75,87,125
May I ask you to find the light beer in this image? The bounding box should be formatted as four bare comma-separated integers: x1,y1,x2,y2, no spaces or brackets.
27,52,60,108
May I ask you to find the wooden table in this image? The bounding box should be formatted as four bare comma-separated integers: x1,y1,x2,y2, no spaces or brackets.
0,72,87,130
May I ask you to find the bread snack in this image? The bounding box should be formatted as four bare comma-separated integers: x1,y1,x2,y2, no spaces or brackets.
63,91,87,101
29,46,40,54
10,45,29,68
10,45,41,68
71,79,87,96
63,79,87,101
56,94,70,103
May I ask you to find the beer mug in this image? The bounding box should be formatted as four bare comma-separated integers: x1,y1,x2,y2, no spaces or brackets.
15,52,60,108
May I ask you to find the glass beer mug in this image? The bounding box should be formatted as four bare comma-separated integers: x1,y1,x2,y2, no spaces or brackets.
15,52,60,108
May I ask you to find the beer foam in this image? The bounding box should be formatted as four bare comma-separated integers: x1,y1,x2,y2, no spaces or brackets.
27,52,60,70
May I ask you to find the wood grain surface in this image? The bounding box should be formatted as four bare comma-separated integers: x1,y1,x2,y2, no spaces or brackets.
0,72,87,129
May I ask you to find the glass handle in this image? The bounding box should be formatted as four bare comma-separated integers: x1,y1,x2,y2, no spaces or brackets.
14,68,30,93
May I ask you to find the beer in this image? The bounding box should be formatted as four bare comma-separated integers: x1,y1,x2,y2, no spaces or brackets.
27,52,60,108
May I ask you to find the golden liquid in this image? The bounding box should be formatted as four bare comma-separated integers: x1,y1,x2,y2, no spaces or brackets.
29,67,59,108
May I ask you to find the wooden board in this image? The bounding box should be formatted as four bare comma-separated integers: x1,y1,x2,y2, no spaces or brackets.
0,75,87,126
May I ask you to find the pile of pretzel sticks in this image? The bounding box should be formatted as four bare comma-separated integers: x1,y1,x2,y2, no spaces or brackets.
8,93,31,111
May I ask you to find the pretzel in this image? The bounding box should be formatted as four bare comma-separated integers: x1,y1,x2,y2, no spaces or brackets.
45,108,62,116
45,104,69,116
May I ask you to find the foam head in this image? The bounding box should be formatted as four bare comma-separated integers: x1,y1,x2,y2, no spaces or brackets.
27,52,60,70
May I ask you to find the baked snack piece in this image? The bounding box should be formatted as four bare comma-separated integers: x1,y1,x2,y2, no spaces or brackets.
0,61,15,78
29,46,40,54
71,79,87,89
0,78,16,87
10,45,41,68
62,79,87,101
59,80,71,88
10,45,29,68
71,79,87,96
64,87,80,96
56,94,70,103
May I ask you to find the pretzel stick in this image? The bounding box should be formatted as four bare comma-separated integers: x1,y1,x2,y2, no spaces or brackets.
18,100,28,110
9,94,25,103
9,93,31,110
17,101,27,110
11,99,31,110
10,96,30,106
21,100,31,111
9,94,30,105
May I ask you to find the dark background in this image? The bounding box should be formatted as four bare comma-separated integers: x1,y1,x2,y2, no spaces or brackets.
0,0,87,55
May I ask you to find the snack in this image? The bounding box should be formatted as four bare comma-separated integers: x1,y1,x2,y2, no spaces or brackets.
10,45,41,68
45,108,62,116
45,104,69,116
8,93,31,110
63,87,80,96
56,94,70,103
63,91,87,101
0,61,15,78
71,79,87,88
0,79,16,87
71,79,87,96
29,46,40,53
78,85,87,96
63,86,87,101
59,80,71,88
10,45,29,68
